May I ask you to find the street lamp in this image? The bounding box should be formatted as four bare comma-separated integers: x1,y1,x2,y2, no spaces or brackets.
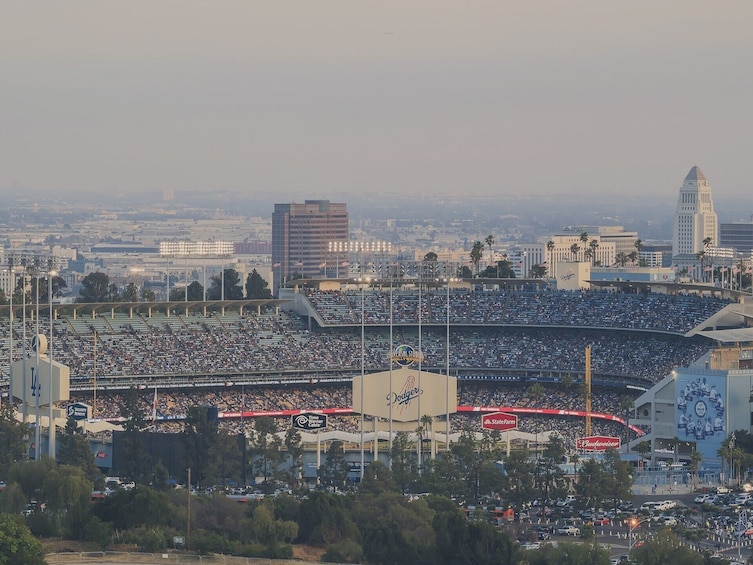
627,517,650,559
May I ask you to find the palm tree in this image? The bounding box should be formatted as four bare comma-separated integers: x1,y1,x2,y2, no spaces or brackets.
717,439,732,487
569,243,580,263
485,234,495,268
690,449,702,491
528,383,545,405
420,414,434,460
627,251,638,265
615,252,628,267
635,440,651,470
589,239,599,266
470,241,484,276
570,453,580,488
696,250,706,282
702,237,713,283
529,264,547,278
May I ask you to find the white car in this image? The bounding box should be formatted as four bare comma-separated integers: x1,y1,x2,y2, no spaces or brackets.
694,493,712,503
557,525,581,536
521,542,541,550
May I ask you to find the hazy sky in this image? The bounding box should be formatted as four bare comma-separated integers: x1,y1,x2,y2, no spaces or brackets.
2,2,752,202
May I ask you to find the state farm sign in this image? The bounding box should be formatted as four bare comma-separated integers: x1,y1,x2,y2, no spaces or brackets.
576,436,621,451
481,412,518,432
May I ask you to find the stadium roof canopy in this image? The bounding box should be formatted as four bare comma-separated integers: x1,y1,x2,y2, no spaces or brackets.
692,327,753,344
0,299,291,318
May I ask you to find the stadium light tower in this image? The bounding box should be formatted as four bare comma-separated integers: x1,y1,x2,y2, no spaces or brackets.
48,268,57,457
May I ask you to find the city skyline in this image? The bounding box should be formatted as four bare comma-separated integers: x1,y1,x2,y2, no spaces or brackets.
2,2,753,201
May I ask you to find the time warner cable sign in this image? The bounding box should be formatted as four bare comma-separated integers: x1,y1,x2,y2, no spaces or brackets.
292,412,328,431
352,345,457,422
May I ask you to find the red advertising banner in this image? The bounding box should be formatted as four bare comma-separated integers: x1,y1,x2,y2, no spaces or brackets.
481,412,518,431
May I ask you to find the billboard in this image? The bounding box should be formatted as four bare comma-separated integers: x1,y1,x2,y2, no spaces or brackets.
292,412,328,431
481,412,518,431
675,371,726,461
10,356,70,406
576,435,621,451
352,366,458,422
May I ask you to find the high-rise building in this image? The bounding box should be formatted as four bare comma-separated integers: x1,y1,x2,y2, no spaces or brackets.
720,217,753,256
672,166,718,260
272,200,349,295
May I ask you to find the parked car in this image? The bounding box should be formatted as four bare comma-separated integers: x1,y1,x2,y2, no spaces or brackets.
557,525,581,536
694,493,713,503
593,517,611,526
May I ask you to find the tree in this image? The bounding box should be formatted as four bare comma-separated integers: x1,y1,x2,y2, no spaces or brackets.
56,417,101,481
297,491,360,546
0,401,27,477
141,287,156,302
528,383,545,404
503,448,536,509
635,440,651,470
589,239,599,266
615,252,628,267
207,268,244,300
122,282,140,302
169,281,203,301
77,272,112,302
319,440,350,492
600,449,633,514
0,514,46,565
183,406,219,488
628,251,638,265
248,416,283,486
631,529,707,565
30,274,67,303
245,269,272,299
484,234,495,266
690,449,703,491
470,241,484,276
529,264,547,278
391,432,417,495
284,427,304,492
449,427,506,502
569,243,580,262
540,435,568,503
422,252,439,282
118,387,152,484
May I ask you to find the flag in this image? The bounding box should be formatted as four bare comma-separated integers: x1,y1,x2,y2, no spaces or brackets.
319,262,326,269
341,261,349,267
273,262,281,268
152,387,158,425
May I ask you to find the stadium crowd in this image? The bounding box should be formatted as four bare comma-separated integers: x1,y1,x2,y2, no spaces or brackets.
304,287,730,333
0,288,724,449
66,381,638,448
0,315,712,387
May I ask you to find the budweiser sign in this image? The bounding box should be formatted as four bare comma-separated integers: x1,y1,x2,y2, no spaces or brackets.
482,412,518,432
576,435,621,451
